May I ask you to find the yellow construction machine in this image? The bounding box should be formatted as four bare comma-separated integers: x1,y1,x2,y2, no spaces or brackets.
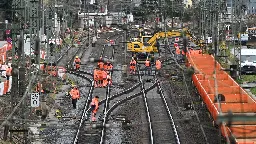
127,27,196,62
128,30,192,53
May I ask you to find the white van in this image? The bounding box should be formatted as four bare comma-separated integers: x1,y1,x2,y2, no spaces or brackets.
240,49,256,74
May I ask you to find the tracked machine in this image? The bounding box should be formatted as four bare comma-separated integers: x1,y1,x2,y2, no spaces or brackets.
127,28,192,63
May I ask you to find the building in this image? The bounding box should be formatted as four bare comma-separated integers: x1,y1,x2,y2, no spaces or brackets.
78,5,134,28
246,0,256,15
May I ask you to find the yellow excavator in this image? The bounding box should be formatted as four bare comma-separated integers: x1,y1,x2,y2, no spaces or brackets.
128,28,193,62
128,28,195,52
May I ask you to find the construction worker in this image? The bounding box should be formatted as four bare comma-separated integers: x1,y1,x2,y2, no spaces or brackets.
145,58,151,75
97,68,104,87
74,56,81,71
129,57,136,74
104,59,113,72
102,69,108,87
69,85,80,109
175,46,181,55
94,67,99,87
36,81,44,93
90,96,99,122
155,58,162,75
98,57,104,69
6,66,12,80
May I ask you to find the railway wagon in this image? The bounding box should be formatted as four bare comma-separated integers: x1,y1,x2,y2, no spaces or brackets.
187,52,256,143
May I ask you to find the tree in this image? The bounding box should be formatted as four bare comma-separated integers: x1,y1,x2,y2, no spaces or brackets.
0,0,12,21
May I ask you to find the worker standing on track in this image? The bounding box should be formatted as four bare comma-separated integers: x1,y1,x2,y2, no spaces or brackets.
145,58,151,75
94,67,99,87
97,68,104,87
102,69,108,87
74,56,81,71
98,57,104,69
129,57,136,74
90,96,99,122
155,57,162,75
104,59,113,72
69,85,80,109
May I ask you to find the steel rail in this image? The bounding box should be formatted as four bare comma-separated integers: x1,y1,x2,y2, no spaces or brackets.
105,82,157,116
137,66,154,144
99,34,121,144
57,32,89,64
70,71,94,144
84,82,141,119
154,77,181,144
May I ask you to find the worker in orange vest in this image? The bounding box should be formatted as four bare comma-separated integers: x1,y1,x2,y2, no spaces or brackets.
69,85,80,109
104,59,113,72
98,57,104,69
74,56,81,71
155,58,162,75
130,57,136,74
90,96,99,121
97,68,104,87
175,46,181,55
36,82,44,93
6,66,12,80
94,67,99,87
145,58,151,75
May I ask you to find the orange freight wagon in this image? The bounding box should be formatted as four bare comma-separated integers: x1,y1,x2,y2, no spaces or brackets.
187,50,256,144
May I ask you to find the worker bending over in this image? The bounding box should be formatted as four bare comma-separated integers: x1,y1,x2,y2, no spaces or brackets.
69,85,80,109
74,56,81,71
94,67,106,87
155,57,162,75
98,57,104,69
90,96,99,122
145,58,151,75
129,57,136,74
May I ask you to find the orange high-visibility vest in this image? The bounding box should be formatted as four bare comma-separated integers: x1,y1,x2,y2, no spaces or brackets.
94,69,99,80
74,58,81,64
91,98,99,112
98,61,104,69
156,60,161,70
70,89,79,99
145,60,150,67
176,47,180,55
6,68,12,76
130,60,136,66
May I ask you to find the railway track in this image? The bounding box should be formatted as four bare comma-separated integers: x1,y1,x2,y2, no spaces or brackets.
70,32,121,144
136,65,181,144
57,32,91,66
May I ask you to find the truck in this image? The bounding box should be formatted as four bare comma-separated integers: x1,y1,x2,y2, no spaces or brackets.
240,49,256,74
